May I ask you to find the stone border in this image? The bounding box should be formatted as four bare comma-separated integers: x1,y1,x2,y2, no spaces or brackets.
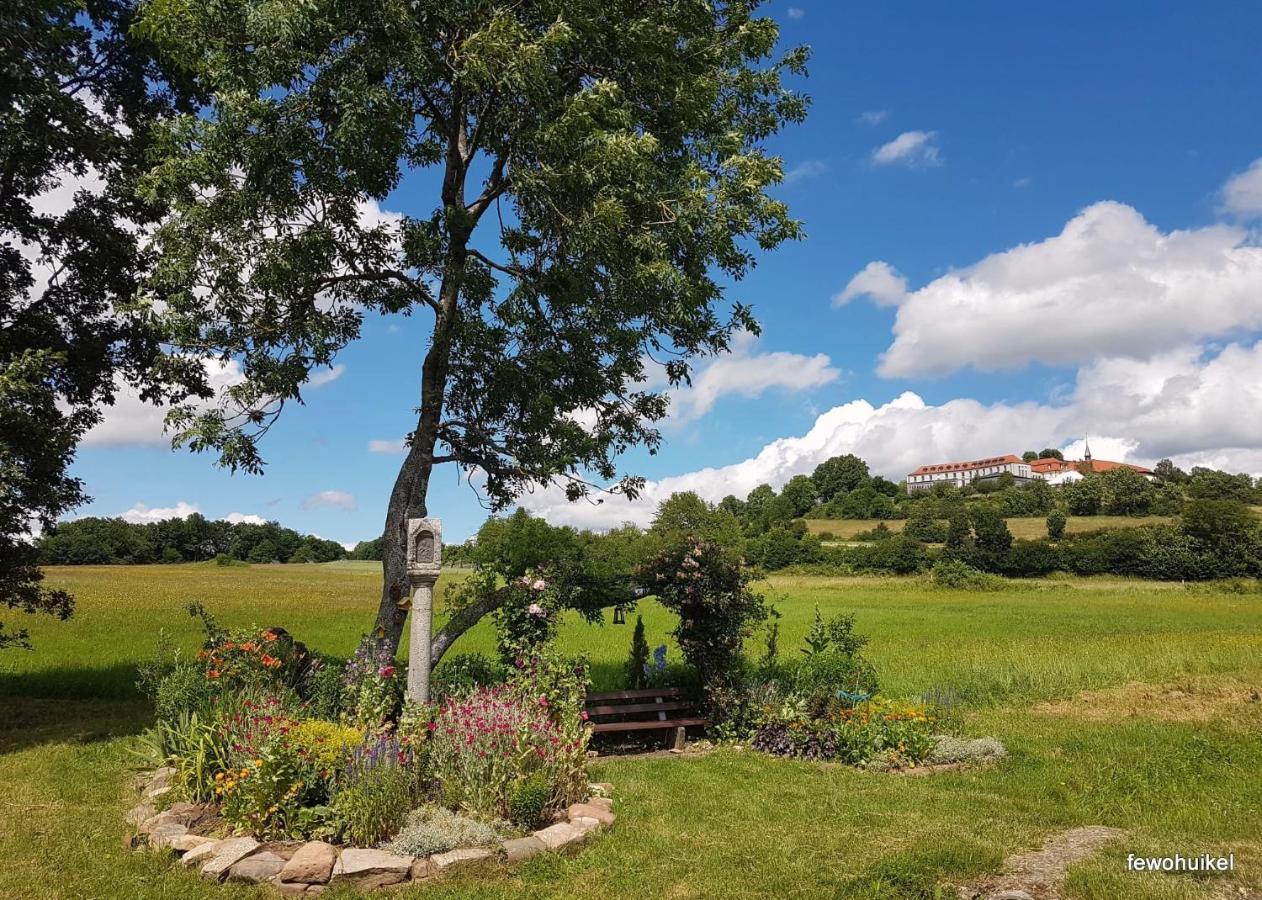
126,768,615,893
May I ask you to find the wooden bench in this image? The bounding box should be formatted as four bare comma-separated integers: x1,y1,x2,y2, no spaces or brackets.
584,687,707,746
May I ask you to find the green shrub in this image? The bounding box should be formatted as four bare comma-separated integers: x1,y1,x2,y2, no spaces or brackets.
930,559,1003,591
1046,509,1067,540
925,735,1007,766
431,652,506,699
509,774,553,829
153,662,216,723
998,539,1061,577
331,733,418,846
301,655,346,720
384,806,505,856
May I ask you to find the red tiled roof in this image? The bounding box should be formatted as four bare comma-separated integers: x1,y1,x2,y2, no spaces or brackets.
909,454,1023,476
1029,457,1072,473
1078,459,1153,475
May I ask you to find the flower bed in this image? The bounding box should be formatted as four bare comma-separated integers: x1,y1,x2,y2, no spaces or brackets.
126,767,615,891
128,608,608,891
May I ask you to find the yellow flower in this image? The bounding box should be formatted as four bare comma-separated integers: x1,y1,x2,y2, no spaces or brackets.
253,759,264,767
214,772,224,781
215,787,223,795
226,779,236,789
240,768,250,778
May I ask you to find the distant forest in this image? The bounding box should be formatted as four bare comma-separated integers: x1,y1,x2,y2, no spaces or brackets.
35,515,477,567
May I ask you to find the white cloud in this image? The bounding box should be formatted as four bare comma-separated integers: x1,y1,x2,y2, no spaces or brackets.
854,201,1262,377
663,333,840,424
1221,157,1262,219
857,110,888,126
1013,176,1033,189
786,6,805,20
833,261,907,307
225,512,267,525
518,341,1262,530
81,359,247,447
871,130,942,168
307,364,345,388
302,490,357,510
368,438,407,454
119,501,201,524
783,159,828,185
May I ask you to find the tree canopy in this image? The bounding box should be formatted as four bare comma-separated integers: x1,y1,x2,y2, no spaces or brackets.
135,0,809,652
1,0,198,648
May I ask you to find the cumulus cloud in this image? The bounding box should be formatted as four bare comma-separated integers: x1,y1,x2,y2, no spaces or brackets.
663,333,840,425
857,110,888,126
833,261,907,307
846,201,1262,377
81,360,248,447
119,501,201,524
786,6,805,20
302,490,356,510
517,341,1262,530
225,512,267,525
368,438,408,454
1221,157,1262,219
871,130,941,168
783,159,829,185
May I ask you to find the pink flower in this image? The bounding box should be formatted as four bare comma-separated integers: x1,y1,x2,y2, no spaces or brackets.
378,665,395,678
580,711,589,721
531,578,547,592
527,602,546,617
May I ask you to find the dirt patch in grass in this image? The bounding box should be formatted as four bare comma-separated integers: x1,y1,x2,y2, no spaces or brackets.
1035,677,1262,724
958,825,1126,900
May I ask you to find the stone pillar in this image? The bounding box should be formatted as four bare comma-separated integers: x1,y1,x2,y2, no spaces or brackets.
404,518,442,703
407,576,436,702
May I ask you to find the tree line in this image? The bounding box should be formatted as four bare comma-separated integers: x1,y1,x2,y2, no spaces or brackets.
37,516,348,566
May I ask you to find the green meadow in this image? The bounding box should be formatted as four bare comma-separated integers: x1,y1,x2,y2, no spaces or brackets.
2,563,1260,899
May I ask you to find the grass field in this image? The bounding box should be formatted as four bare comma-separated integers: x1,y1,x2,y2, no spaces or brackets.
802,515,1178,541
2,563,1260,899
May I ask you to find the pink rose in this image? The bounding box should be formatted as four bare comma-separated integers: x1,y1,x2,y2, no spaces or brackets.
378,665,395,678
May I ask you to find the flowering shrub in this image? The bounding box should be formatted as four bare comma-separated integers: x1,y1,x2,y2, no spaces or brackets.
343,636,403,728
384,806,506,857
751,699,935,766
639,537,768,716
492,570,562,665
428,661,590,821
196,626,307,692
331,732,418,846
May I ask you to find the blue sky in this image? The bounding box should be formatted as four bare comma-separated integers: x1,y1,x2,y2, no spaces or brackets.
72,1,1262,543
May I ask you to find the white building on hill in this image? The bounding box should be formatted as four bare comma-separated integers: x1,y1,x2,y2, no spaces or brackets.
906,454,1033,493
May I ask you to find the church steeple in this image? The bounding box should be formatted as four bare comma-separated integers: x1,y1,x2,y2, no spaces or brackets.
1083,438,1092,463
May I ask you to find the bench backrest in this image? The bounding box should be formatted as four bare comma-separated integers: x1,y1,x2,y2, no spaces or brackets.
584,687,700,724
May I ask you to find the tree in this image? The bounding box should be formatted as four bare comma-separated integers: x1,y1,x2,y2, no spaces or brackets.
1038,448,1064,460
1046,509,1067,540
969,505,1013,564
810,454,870,503
136,2,809,658
1022,450,1039,462
779,475,818,518
1064,475,1104,515
903,505,946,543
648,492,743,551
624,614,650,690
1153,458,1187,483
1186,468,1255,503
1098,467,1155,516
1,0,199,648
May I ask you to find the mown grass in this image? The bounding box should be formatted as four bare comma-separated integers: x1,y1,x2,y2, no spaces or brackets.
802,515,1178,540
1,564,1260,899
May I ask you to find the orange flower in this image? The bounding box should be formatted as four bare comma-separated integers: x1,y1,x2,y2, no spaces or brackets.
260,654,281,669
222,641,236,651
208,669,220,679
241,641,256,652
263,631,278,642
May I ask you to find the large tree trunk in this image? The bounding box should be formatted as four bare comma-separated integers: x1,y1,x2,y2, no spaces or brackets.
371,253,464,654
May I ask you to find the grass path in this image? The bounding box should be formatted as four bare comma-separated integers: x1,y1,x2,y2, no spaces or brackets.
2,565,1260,898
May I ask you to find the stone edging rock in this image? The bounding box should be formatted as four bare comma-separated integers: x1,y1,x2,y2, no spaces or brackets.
126,768,615,893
